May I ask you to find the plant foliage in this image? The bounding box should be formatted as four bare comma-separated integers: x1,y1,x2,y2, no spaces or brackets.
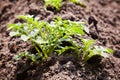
44,0,86,10
8,15,113,63
45,0,62,10
81,39,113,61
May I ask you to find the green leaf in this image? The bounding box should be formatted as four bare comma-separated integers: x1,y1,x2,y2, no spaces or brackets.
82,24,89,33
34,16,40,21
94,46,114,54
8,23,21,30
13,51,29,60
68,27,84,35
83,50,94,61
28,54,36,62
13,55,21,60
105,48,114,54
18,15,33,20
29,29,39,37
9,31,20,37
92,46,112,58
45,0,62,10
81,39,95,50
7,24,15,30
34,36,48,44
100,52,108,58
56,46,76,55
20,35,30,41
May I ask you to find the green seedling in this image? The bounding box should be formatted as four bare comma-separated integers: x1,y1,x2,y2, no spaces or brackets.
8,15,113,63
81,39,114,61
44,0,62,10
8,15,87,62
44,0,86,10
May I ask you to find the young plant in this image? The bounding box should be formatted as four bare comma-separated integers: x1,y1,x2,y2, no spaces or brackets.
81,39,114,61
8,15,87,62
8,15,113,63
44,0,62,10
44,0,86,10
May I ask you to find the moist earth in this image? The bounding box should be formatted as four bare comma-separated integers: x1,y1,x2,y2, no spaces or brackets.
0,0,120,80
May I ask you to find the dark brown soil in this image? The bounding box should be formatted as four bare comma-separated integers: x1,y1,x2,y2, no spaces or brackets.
0,0,120,80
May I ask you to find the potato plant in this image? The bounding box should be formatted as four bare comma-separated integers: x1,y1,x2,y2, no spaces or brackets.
44,0,62,10
8,15,113,63
81,39,113,61
44,0,86,10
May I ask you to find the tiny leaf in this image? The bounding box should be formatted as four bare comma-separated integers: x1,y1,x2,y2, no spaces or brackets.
20,35,30,41
9,31,20,37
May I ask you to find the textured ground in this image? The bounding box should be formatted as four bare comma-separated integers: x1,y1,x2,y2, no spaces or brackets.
0,0,120,80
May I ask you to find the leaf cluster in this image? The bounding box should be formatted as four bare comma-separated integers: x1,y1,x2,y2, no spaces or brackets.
81,39,113,61
8,15,113,63
8,15,86,62
45,0,62,10
44,0,86,10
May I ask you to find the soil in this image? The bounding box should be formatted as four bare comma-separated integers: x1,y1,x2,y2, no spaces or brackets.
0,0,120,80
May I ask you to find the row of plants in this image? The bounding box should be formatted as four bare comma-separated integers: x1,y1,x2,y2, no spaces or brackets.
8,15,113,64
44,0,86,10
